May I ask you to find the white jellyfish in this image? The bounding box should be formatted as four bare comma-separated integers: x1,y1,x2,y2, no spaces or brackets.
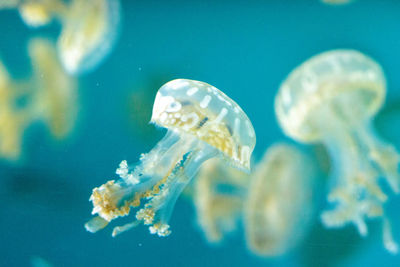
321,0,356,5
85,79,256,237
57,0,120,74
275,49,399,253
0,0,120,75
244,143,315,256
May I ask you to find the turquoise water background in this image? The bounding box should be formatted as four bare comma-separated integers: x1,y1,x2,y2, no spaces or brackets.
0,0,400,266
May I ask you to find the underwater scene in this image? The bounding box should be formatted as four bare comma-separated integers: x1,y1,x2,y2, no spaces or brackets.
0,0,400,266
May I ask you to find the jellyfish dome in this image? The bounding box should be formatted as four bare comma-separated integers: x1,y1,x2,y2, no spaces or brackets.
85,79,256,237
244,143,315,256
275,49,400,253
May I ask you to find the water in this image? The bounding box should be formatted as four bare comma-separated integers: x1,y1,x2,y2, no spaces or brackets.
0,0,399,266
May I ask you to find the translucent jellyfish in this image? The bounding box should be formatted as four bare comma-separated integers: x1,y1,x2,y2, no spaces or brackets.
275,49,400,253
28,38,78,139
85,79,256,237
0,60,31,160
193,158,248,243
1,0,120,74
0,0,66,27
57,0,120,74
244,143,315,256
321,0,355,5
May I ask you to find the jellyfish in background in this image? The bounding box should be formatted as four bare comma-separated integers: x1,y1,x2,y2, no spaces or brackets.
275,49,400,253
28,38,78,139
244,143,315,256
85,79,256,237
0,0,120,75
0,38,77,161
57,0,120,74
0,60,32,160
193,158,249,243
321,0,355,5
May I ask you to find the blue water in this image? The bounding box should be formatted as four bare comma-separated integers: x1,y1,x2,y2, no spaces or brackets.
0,0,400,266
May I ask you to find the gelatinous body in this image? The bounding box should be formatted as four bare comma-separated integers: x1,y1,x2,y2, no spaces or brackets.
58,0,120,74
0,38,77,160
275,49,400,253
85,79,256,237
194,158,248,243
0,61,31,160
0,0,120,74
244,143,315,256
28,38,78,139
321,0,355,5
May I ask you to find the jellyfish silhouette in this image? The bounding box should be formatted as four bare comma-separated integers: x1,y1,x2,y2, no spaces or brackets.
85,79,256,237
244,143,315,256
275,49,400,253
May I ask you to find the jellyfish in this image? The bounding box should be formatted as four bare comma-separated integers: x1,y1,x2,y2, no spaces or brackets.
57,0,120,74
275,49,400,253
244,143,315,256
0,0,66,27
193,157,249,243
321,0,355,5
0,0,120,74
0,60,32,160
28,38,78,139
85,79,256,237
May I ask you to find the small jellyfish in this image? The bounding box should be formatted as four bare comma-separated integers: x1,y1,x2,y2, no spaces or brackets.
0,60,31,160
85,79,256,237
18,0,66,27
275,49,400,253
321,0,356,5
193,157,248,243
1,0,120,74
57,0,120,74
27,38,78,139
244,143,315,256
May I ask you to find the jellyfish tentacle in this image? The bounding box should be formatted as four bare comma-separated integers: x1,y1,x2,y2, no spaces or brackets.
318,106,387,236
137,140,218,236
356,124,400,193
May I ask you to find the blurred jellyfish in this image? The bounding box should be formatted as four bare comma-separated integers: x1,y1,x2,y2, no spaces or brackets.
57,0,120,74
0,38,77,161
0,60,31,160
28,38,78,139
321,0,355,5
275,49,399,253
1,0,120,74
85,79,256,237
193,158,248,243
0,0,66,27
244,143,315,256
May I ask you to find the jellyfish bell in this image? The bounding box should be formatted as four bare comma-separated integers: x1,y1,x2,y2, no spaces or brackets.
244,143,315,256
57,0,120,74
85,79,256,237
275,49,400,253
